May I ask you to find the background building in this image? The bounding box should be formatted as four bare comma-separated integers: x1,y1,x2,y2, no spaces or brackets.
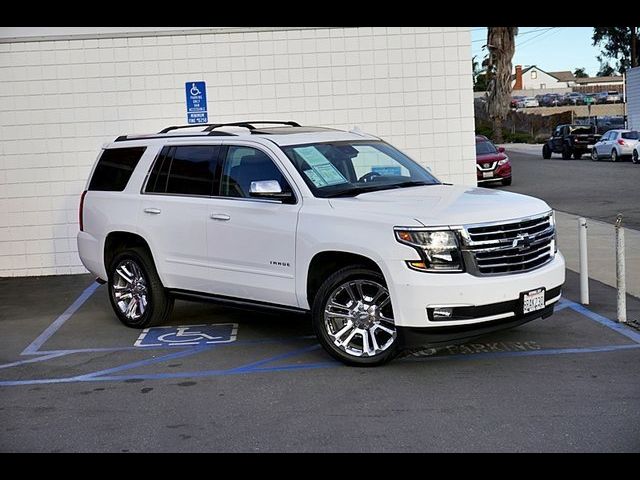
0,27,475,277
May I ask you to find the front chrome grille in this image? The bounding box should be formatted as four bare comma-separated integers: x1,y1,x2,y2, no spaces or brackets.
460,212,555,276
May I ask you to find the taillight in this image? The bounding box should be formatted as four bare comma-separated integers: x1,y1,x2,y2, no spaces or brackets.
618,139,625,145
79,190,87,231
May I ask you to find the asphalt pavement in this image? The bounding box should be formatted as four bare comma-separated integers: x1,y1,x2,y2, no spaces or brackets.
500,145,640,230
1,271,639,452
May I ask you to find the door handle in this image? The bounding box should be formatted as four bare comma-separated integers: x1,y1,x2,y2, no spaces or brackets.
144,208,161,215
210,214,231,221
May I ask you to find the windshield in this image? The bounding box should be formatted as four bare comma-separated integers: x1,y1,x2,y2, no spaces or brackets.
475,141,498,155
281,141,440,198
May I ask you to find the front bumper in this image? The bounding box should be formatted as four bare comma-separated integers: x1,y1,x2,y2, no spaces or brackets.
477,163,511,183
385,251,565,328
397,304,555,348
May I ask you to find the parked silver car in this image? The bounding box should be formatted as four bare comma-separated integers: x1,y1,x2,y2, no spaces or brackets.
591,129,640,162
517,97,540,108
596,91,622,104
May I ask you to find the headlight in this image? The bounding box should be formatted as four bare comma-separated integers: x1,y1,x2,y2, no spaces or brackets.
497,157,509,165
395,229,463,272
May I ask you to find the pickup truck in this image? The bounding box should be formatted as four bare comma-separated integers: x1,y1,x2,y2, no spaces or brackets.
542,124,601,160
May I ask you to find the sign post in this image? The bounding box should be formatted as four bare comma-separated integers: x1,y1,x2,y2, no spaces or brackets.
185,81,208,124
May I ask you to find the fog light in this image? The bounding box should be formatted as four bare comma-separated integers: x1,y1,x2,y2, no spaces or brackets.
433,307,453,319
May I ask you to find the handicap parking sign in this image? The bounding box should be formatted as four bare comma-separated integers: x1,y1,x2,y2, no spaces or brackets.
185,81,208,124
134,324,237,347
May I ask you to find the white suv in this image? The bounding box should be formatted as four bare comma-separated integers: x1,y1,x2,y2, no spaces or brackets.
78,121,565,366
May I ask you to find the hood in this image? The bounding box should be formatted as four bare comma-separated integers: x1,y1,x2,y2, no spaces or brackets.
328,184,551,227
476,152,507,163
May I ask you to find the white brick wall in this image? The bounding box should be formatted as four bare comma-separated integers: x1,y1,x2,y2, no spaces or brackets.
0,27,475,277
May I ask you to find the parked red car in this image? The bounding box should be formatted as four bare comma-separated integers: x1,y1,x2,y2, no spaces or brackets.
476,135,512,186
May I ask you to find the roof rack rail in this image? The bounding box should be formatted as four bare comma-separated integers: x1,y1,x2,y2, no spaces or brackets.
159,121,300,134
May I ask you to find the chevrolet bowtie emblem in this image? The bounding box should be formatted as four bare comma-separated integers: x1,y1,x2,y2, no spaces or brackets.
512,233,531,251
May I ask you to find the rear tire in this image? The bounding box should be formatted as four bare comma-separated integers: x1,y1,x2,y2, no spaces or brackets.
108,247,173,328
633,150,639,164
312,266,399,367
573,151,582,160
502,177,512,186
611,149,618,162
542,144,551,159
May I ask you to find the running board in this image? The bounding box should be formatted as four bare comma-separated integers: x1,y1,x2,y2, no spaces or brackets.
168,289,309,315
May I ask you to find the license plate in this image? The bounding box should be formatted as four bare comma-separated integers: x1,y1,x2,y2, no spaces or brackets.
523,288,545,314
482,172,493,179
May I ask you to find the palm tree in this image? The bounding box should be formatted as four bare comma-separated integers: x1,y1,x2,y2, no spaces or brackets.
486,27,518,143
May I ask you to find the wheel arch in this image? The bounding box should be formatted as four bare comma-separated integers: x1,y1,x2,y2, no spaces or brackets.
104,231,163,283
306,251,386,310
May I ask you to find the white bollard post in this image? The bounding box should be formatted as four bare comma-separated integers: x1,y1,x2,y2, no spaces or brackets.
615,214,627,323
578,217,589,305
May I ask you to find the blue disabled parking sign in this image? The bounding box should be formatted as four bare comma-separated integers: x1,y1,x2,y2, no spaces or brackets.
185,81,208,124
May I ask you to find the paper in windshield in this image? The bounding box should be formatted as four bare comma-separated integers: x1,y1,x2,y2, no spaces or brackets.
294,146,348,186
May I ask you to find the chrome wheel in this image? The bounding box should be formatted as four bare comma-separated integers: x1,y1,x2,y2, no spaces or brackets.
591,149,598,161
611,149,618,162
323,280,396,358
112,259,148,321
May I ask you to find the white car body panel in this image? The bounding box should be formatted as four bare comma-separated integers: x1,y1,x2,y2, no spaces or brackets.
78,127,565,330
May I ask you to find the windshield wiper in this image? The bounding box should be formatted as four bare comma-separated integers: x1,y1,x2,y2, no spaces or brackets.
325,181,439,198
395,181,439,188
324,184,400,198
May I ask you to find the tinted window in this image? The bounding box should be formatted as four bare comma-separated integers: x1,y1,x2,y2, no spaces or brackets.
622,131,639,140
145,145,219,196
570,126,595,135
88,147,146,191
476,141,498,155
145,146,172,193
220,146,290,198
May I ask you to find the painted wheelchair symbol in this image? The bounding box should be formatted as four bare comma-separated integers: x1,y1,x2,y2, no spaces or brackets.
134,324,238,347
158,326,221,344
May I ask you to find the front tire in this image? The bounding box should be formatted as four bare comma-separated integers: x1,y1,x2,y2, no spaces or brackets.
573,151,583,160
312,266,398,367
561,146,572,160
542,144,551,159
108,247,173,328
591,149,599,161
502,177,512,186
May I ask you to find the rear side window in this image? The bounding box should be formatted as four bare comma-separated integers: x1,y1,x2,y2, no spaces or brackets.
88,147,146,191
622,131,639,140
145,145,220,196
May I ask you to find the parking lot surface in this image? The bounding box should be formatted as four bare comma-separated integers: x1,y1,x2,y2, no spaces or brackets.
1,270,639,452
502,149,640,230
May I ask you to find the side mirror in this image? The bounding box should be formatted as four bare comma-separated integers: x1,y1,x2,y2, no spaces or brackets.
249,180,293,202
497,147,506,153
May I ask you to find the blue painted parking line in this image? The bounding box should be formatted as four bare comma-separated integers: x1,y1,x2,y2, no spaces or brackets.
21,281,101,355
1,278,640,387
134,324,238,347
564,300,640,343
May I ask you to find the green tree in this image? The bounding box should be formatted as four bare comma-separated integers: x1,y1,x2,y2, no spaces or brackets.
592,27,639,73
472,55,489,91
573,67,588,78
486,27,518,144
597,61,615,77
